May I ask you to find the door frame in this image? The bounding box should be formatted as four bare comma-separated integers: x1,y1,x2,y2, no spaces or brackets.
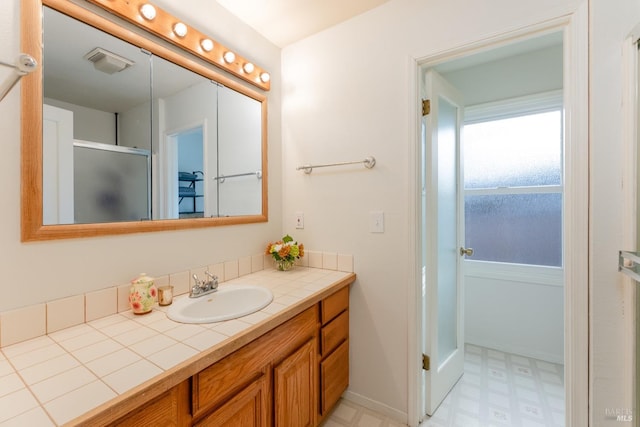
407,5,589,427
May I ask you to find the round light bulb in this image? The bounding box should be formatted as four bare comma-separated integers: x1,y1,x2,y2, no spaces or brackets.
223,51,236,64
242,62,255,74
173,22,187,38
260,72,271,83
201,39,214,52
140,4,156,20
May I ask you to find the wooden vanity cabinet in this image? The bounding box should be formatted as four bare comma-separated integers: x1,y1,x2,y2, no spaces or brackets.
97,284,350,427
318,286,350,421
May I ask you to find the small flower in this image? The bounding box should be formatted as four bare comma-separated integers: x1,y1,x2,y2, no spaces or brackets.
278,245,291,258
149,286,157,298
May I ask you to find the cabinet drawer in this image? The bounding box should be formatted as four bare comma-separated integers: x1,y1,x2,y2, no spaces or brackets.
321,286,349,325
320,339,349,415
320,310,348,357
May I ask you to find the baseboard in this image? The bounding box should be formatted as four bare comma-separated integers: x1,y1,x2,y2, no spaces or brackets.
342,390,408,424
465,337,564,365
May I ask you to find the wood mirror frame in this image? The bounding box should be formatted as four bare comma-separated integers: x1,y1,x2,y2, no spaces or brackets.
21,0,269,241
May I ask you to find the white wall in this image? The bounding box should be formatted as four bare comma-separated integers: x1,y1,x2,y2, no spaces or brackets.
44,97,116,145
0,0,282,311
441,44,563,106
281,0,640,423
119,101,151,150
464,262,564,364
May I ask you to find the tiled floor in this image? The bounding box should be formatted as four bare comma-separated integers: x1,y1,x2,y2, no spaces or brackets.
322,344,565,427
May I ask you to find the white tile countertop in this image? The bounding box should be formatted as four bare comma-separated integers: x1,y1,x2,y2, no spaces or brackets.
0,267,355,426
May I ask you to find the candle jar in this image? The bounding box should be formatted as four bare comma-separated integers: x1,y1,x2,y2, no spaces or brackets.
129,273,157,314
158,285,174,306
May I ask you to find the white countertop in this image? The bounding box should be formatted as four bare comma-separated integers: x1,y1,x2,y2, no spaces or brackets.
0,267,353,426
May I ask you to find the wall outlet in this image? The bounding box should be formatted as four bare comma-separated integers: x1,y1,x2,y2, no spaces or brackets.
295,212,304,229
369,211,384,233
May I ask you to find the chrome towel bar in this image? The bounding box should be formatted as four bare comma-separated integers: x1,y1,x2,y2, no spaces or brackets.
213,170,262,183
296,156,376,174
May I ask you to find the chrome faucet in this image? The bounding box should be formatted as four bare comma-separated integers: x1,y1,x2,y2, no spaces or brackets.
190,271,219,298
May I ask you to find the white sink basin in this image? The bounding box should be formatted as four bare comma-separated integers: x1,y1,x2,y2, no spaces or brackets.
167,284,273,324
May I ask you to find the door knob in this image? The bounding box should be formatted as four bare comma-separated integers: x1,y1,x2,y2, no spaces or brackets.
460,247,474,256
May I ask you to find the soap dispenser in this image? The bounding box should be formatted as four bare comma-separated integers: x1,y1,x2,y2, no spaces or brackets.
129,273,157,314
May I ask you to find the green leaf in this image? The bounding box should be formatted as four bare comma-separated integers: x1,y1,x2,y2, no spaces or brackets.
282,234,293,243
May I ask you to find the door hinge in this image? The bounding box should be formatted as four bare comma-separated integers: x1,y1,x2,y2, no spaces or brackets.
422,99,431,116
422,353,430,371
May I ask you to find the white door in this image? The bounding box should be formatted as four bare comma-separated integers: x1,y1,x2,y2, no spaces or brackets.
43,104,74,225
421,69,467,416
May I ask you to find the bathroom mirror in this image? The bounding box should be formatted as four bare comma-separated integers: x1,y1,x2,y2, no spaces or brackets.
21,0,268,240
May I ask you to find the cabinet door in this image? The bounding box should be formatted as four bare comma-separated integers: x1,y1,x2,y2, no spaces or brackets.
320,339,349,416
274,339,316,427
195,374,268,427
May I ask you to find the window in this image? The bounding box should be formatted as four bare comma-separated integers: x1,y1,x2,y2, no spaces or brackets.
463,92,563,267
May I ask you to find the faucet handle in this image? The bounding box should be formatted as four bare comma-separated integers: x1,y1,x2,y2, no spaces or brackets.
205,271,218,282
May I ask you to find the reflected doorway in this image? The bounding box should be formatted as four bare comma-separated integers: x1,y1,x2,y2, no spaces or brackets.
161,123,209,219
176,128,204,218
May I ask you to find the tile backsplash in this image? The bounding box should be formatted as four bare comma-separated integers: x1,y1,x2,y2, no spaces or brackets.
0,251,353,348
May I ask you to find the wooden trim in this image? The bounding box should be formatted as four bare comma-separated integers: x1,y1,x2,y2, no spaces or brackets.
21,0,43,242
21,0,269,241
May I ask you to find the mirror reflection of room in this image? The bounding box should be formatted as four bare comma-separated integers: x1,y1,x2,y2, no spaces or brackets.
41,5,263,225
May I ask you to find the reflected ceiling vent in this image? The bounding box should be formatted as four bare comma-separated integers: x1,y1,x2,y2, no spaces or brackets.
83,47,134,74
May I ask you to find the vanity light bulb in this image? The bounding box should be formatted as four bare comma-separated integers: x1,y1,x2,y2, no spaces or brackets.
260,72,271,83
201,39,214,52
243,62,255,74
223,51,236,64
173,22,188,38
140,4,156,20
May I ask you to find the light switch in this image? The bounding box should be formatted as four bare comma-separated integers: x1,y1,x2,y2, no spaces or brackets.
369,211,384,233
295,212,304,229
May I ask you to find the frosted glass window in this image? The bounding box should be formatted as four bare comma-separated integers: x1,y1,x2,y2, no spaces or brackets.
464,111,562,189
463,108,562,267
436,97,459,366
465,193,562,266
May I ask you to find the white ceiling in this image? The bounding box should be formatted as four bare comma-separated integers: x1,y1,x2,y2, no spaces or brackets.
215,0,392,47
